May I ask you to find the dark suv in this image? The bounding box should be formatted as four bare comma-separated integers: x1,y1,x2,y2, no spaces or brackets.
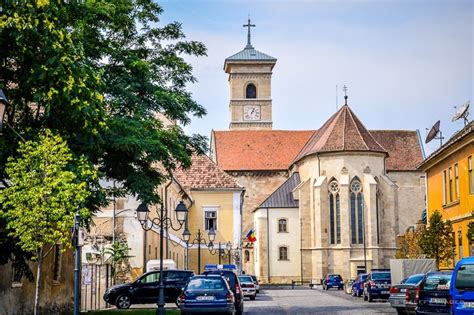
363,270,391,302
103,269,193,309
202,269,244,315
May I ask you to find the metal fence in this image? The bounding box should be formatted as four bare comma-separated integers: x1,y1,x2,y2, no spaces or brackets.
81,263,113,311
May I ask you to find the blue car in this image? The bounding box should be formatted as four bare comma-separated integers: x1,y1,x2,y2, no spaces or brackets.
322,274,343,290
351,273,368,297
363,270,391,302
451,257,474,315
177,274,235,315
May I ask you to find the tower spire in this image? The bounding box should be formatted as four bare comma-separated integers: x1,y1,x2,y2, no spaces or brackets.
243,17,255,49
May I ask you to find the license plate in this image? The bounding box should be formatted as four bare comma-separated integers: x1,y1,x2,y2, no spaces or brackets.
393,300,404,306
429,298,446,305
381,291,389,294
463,301,474,308
196,296,215,301
400,289,406,293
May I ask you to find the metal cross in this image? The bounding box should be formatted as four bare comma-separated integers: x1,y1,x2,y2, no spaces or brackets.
243,18,255,48
342,85,348,104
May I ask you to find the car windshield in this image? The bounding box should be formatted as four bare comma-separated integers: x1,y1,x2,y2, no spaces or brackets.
455,264,474,290
405,274,424,285
372,272,390,280
187,278,226,292
423,274,451,291
206,271,236,288
328,275,341,280
239,276,253,283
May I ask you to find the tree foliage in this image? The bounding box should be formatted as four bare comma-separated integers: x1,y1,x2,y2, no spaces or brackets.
395,225,425,259
419,210,455,269
1,0,207,267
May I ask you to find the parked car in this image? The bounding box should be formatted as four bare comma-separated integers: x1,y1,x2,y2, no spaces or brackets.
202,269,244,315
405,279,424,315
363,269,391,302
345,279,355,294
451,257,474,315
322,274,343,290
238,275,257,300
414,271,452,315
103,269,193,309
177,274,235,315
351,273,368,297
249,275,260,293
388,273,424,314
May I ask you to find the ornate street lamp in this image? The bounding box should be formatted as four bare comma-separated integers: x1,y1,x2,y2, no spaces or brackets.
136,201,188,315
209,240,233,265
186,228,215,274
0,89,9,134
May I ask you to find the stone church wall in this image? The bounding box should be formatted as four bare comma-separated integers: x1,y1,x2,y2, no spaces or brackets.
228,171,288,275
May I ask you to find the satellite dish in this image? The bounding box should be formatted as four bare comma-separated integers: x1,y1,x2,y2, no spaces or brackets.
425,120,441,144
452,101,470,125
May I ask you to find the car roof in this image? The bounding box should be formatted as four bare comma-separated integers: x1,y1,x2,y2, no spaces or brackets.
426,271,453,276
191,274,223,279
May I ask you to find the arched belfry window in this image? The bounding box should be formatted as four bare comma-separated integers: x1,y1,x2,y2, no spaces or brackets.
328,180,341,245
246,83,257,99
350,177,364,244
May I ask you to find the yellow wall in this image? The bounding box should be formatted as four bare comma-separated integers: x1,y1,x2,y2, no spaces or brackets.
425,135,474,262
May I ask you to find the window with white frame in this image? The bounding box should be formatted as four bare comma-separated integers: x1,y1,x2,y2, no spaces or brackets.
204,208,218,231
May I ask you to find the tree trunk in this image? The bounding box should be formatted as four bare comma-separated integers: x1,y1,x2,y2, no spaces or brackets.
34,247,43,315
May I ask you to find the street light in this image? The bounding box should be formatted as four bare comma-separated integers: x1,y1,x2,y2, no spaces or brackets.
186,228,215,274
209,241,233,265
0,89,9,134
136,201,188,315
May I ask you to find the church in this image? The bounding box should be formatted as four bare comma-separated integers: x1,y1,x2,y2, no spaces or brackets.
209,22,426,283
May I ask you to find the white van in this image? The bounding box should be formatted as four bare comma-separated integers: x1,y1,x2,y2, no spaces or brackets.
146,259,177,272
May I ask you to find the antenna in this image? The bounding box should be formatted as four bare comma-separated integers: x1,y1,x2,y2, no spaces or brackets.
336,85,338,110
452,101,470,126
425,120,443,147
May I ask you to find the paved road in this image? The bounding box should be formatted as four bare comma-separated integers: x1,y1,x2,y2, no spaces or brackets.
244,287,396,315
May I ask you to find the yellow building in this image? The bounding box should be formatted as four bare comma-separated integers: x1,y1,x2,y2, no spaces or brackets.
419,121,474,261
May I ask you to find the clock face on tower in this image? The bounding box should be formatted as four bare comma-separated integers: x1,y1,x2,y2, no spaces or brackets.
243,105,261,121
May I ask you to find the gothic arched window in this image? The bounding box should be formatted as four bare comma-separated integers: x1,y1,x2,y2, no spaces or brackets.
350,177,364,244
246,83,257,99
328,180,341,245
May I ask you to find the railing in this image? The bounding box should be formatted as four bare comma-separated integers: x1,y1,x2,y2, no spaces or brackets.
291,279,321,289
81,263,113,311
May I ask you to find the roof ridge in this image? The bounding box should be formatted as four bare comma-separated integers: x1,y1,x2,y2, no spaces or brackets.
347,106,369,150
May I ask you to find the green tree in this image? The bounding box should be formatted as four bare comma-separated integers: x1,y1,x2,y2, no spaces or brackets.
1,0,207,278
419,210,455,269
0,130,95,314
104,239,133,284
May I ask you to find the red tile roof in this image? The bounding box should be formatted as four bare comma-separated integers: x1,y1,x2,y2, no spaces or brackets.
370,130,424,171
173,154,243,191
212,130,314,171
293,105,387,163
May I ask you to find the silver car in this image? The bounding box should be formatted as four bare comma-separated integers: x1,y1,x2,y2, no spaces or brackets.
238,275,257,300
388,273,424,315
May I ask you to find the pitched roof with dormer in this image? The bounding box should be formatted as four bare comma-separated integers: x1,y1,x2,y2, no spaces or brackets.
173,154,243,192
293,104,387,164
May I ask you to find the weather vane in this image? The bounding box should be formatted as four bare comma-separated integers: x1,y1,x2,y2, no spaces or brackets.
342,85,348,105
243,17,255,48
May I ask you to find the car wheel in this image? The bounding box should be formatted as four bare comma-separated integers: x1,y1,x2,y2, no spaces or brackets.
351,289,356,297
367,291,373,302
363,291,367,301
256,289,260,293
396,309,405,315
115,293,131,309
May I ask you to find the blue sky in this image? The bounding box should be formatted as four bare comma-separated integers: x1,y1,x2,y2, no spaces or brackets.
159,0,473,156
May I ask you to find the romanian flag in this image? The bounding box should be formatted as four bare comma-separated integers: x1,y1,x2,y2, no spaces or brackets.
246,229,256,243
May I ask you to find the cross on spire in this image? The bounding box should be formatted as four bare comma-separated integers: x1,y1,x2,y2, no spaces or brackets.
342,85,348,105
243,17,255,48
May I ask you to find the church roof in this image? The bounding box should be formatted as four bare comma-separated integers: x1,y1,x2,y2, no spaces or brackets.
371,130,424,171
257,172,300,209
292,104,387,163
173,154,243,191
225,46,277,62
212,130,314,171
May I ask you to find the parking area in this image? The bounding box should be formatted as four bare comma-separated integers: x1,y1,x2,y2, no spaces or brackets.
244,286,396,314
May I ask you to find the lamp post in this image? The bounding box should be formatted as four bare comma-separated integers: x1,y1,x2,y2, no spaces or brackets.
184,227,215,274
0,89,9,134
136,201,188,315
209,241,233,265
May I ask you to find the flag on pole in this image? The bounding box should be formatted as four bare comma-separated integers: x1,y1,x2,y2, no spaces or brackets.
246,229,256,243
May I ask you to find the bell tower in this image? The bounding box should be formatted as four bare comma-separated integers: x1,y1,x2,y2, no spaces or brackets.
224,19,277,130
